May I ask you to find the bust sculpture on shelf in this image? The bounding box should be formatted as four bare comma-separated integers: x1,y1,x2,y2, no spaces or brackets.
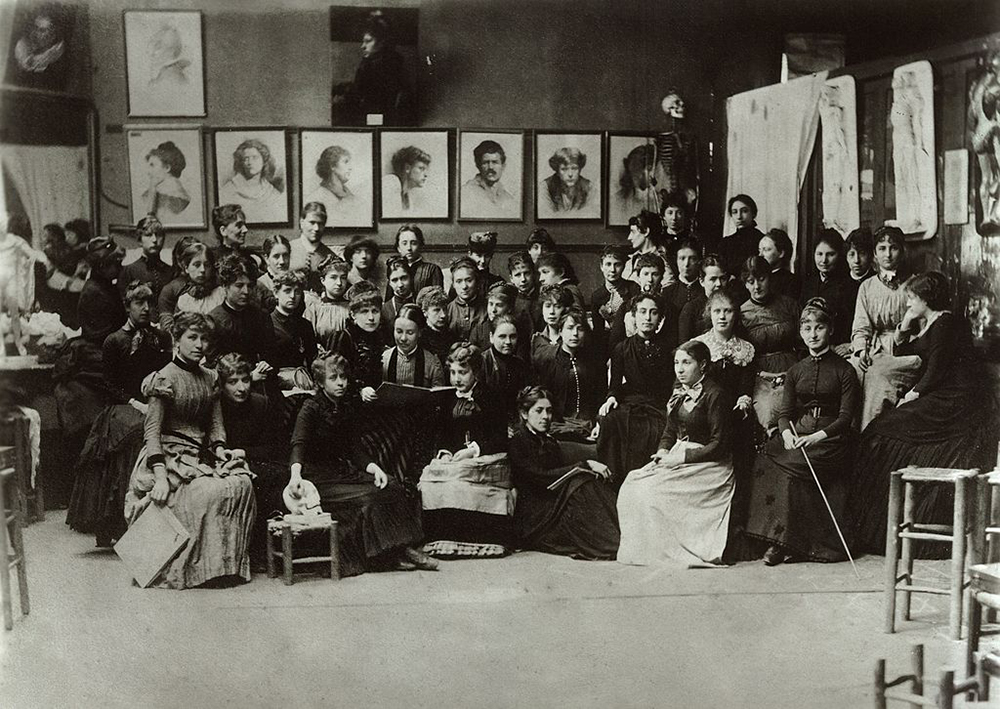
654,90,700,224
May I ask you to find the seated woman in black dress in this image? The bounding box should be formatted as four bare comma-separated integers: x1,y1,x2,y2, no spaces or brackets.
67,280,171,546
289,352,436,575
509,386,619,560
745,298,860,565
595,293,676,482
269,269,318,394
850,272,998,554
478,314,530,423
328,281,386,401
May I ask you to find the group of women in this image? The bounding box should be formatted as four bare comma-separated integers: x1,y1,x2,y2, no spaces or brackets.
53,189,995,589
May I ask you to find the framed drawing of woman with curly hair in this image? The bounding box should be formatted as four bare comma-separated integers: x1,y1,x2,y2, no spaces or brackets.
213,128,290,226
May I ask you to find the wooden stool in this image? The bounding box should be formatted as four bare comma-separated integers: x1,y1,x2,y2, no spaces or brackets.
265,517,339,586
0,466,29,630
965,563,1000,694
1,413,43,524
884,466,981,640
875,644,987,708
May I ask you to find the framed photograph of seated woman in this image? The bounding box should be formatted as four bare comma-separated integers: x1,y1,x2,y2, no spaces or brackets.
126,125,206,229
300,129,375,229
534,131,603,221
606,133,659,227
212,128,290,226
458,130,524,222
378,129,452,220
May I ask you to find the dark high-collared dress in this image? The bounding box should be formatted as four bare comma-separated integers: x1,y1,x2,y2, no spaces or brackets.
745,349,859,561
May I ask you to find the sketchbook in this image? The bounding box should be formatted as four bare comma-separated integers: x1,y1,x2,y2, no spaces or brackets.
114,504,190,588
374,382,455,407
546,466,599,491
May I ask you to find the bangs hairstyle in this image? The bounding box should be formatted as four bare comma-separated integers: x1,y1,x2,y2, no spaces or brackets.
385,255,413,279
395,302,426,330
507,250,533,275
558,307,590,332
601,243,630,263
526,228,555,250
273,269,306,291
873,224,905,249
741,255,771,283
634,252,665,274
486,282,516,305
904,271,951,311
176,238,211,272
136,214,165,239
171,311,213,342
727,193,758,218
845,226,874,255
538,283,572,308
346,281,382,314
800,297,833,326
468,231,498,256
628,292,662,315
262,233,290,258
490,313,518,334
216,252,251,287
446,341,482,371
318,255,349,277
703,289,742,328
122,280,154,306
395,224,425,248
216,352,252,382
449,255,478,276
516,385,552,415
660,192,688,214
311,352,351,386
700,254,726,277
344,236,380,262
676,338,711,367
416,285,449,311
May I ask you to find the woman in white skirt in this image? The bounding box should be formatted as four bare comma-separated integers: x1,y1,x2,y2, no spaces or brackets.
617,339,734,567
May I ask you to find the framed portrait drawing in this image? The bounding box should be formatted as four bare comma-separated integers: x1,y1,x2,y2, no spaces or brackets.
213,128,290,226
124,10,205,118
458,130,524,222
378,129,451,220
300,130,375,229
535,132,603,221
5,2,76,92
606,133,659,227
126,126,206,229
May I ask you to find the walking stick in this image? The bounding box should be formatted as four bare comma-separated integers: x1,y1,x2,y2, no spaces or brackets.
790,422,861,580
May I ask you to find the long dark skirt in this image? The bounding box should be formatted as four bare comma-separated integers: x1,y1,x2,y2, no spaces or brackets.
309,473,423,577
722,414,763,562
66,404,144,545
517,478,620,560
745,433,851,562
596,401,667,485
356,405,441,490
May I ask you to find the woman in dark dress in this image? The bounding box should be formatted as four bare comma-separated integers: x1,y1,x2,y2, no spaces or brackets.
596,293,676,482
745,298,860,565
510,386,620,560
800,229,854,350
718,194,764,302
850,272,998,554
478,314,531,423
269,269,318,392
67,281,171,545
289,353,435,575
328,281,386,400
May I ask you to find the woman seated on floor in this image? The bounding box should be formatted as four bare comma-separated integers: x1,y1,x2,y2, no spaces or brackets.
418,343,514,559
595,293,675,482
67,281,172,546
123,312,257,589
616,339,734,567
745,298,859,565
289,352,436,575
849,271,998,555
509,386,619,560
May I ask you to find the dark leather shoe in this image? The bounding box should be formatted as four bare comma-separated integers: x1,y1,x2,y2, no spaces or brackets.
763,545,786,566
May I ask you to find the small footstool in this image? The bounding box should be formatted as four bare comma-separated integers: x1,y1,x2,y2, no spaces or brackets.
265,516,339,585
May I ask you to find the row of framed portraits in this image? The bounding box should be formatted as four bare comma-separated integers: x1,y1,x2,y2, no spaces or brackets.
126,126,663,230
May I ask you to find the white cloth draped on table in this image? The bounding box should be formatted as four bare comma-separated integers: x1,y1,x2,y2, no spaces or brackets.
724,71,828,262
0,144,91,249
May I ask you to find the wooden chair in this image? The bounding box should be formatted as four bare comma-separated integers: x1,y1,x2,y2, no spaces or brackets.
884,466,982,640
875,644,991,708
265,517,339,586
965,563,1000,694
0,464,29,630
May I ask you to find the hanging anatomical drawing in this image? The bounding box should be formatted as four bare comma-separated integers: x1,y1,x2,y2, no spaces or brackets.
819,76,860,235
889,60,937,239
968,51,1000,236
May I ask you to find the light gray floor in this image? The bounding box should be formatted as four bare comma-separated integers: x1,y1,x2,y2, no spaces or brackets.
0,513,988,709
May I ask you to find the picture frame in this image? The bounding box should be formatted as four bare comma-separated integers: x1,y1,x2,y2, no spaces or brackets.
126,125,206,230
213,128,291,226
123,10,205,118
378,129,452,220
458,130,524,222
5,1,76,92
299,129,376,230
605,132,659,227
534,131,603,221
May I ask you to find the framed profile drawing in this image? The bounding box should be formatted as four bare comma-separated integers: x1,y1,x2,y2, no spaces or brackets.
535,132,603,221
458,130,524,221
378,129,451,220
606,133,658,226
126,126,206,229
300,130,375,229
124,10,205,118
213,128,290,226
